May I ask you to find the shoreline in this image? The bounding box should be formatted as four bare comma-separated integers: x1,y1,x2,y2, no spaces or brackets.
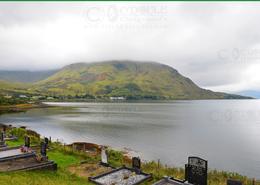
0,102,50,114
1,121,260,182
0,104,260,183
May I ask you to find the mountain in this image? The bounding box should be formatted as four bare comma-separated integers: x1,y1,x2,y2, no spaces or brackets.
237,90,260,99
31,61,250,100
0,70,57,83
0,80,29,95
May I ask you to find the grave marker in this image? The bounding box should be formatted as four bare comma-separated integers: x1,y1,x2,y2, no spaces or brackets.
40,141,47,157
44,137,49,146
0,132,4,142
0,131,5,147
185,156,208,185
101,146,108,165
3,125,6,133
24,136,30,148
132,157,141,174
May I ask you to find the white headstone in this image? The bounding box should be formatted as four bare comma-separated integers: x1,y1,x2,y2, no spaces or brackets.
101,147,108,164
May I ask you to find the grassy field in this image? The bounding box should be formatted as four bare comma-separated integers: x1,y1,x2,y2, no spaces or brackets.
0,128,259,185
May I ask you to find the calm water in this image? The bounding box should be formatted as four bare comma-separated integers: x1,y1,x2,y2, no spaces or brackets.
0,100,260,178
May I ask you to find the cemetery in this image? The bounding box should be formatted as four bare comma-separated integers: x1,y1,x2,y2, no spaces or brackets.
0,123,258,185
1,124,18,141
0,134,57,172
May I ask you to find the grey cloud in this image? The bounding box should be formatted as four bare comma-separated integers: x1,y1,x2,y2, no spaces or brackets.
0,2,260,93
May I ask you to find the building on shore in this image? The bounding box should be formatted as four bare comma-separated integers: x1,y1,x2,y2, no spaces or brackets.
109,96,125,100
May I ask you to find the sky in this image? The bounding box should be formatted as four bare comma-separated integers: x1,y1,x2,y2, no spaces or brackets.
0,2,260,94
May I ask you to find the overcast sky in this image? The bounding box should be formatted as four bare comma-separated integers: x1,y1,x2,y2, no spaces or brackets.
0,2,260,93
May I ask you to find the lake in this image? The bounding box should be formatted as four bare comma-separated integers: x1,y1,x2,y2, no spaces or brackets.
0,100,260,178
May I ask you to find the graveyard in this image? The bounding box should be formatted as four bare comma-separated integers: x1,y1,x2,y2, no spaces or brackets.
0,125,259,185
0,133,57,172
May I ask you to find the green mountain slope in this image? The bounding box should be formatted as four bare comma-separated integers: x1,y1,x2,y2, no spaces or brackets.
0,80,30,95
0,70,57,83
31,61,250,99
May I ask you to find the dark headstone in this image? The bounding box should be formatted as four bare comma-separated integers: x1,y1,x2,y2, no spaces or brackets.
185,156,208,185
24,136,30,147
227,179,243,185
132,157,141,170
0,131,6,147
44,137,49,146
3,125,6,133
0,132,3,142
40,141,47,156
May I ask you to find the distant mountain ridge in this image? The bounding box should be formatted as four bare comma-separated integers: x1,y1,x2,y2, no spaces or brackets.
0,70,57,83
237,90,260,99
27,60,250,100
0,61,252,99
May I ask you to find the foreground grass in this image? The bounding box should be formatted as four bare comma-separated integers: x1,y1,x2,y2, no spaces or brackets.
0,170,92,185
0,128,259,185
0,143,93,185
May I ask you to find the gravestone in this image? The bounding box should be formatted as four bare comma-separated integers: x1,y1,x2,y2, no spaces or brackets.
40,141,47,156
0,132,4,142
227,179,243,185
132,157,141,170
3,125,6,133
2,125,6,138
0,131,6,147
101,147,108,165
185,156,208,185
24,136,30,148
44,137,49,146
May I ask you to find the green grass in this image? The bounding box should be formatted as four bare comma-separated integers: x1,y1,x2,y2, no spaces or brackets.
0,139,93,185
0,170,92,185
48,150,82,168
5,138,24,147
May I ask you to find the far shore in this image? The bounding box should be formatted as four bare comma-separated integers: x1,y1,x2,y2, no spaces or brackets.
0,102,50,114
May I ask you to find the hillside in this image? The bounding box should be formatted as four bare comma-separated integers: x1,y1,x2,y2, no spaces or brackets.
31,61,249,100
0,70,57,83
0,80,29,95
